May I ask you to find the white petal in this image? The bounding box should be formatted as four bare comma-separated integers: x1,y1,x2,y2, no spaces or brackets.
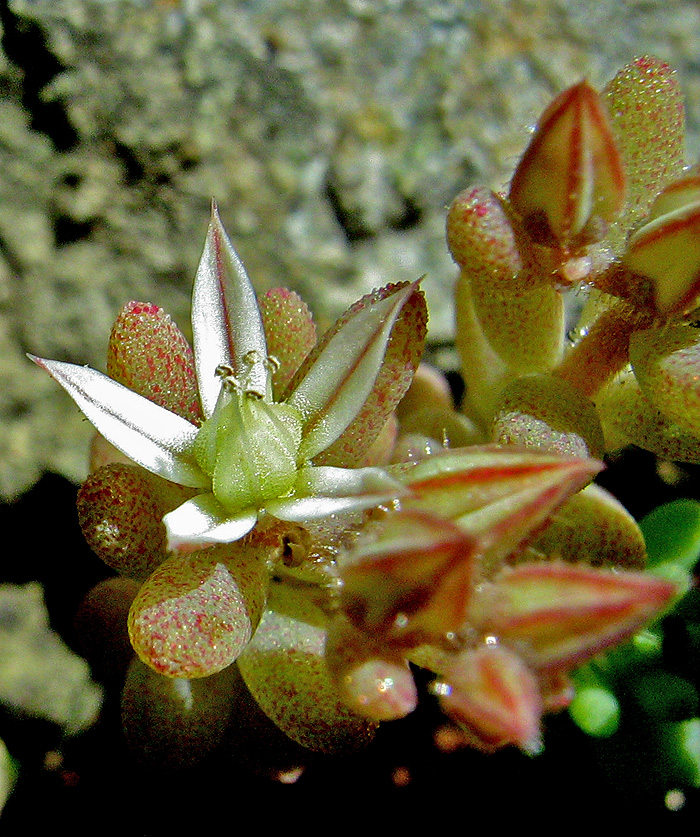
295,465,408,497
30,356,208,487
192,204,270,415
266,491,400,522
163,493,258,552
287,283,416,460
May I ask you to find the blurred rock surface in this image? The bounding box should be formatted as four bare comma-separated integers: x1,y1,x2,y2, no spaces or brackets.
2,0,700,496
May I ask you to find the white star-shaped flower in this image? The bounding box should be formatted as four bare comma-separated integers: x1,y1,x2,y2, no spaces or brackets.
30,206,415,552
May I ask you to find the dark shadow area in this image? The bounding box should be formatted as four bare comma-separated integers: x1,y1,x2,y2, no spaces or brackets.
0,472,698,832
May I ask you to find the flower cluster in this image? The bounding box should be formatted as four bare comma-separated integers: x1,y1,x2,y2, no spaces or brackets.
31,56,695,768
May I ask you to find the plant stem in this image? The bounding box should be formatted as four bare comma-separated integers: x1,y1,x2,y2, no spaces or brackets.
553,303,642,399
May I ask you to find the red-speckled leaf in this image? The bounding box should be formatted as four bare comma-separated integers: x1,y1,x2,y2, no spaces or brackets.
631,322,700,436
107,301,202,424
454,270,515,424
77,463,196,579
237,609,377,753
597,370,700,463
286,282,421,462
74,577,141,682
439,645,543,754
487,561,676,672
128,541,269,678
528,482,647,570
492,373,605,459
259,288,317,398
604,56,686,251
469,271,564,375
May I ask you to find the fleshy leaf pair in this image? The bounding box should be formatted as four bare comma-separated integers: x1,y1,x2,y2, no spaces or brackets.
30,205,426,554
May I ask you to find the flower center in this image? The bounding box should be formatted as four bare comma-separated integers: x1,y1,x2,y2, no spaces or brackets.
194,361,304,512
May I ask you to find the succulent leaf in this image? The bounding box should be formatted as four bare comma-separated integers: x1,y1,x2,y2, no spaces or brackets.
630,321,700,435
107,301,202,423
469,271,564,374
492,373,605,458
259,288,317,398
237,609,377,753
446,187,522,275
286,282,419,461
597,370,700,463
446,188,564,375
128,542,269,678
454,271,515,424
604,56,686,246
77,463,195,579
529,482,647,570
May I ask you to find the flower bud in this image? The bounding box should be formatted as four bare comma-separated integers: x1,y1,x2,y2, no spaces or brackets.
438,644,543,753
509,81,625,247
325,616,417,721
488,561,677,672
340,510,479,647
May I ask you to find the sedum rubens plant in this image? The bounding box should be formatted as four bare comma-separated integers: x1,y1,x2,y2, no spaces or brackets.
32,87,680,761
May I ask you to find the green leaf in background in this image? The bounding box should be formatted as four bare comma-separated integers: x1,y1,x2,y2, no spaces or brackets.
639,499,700,588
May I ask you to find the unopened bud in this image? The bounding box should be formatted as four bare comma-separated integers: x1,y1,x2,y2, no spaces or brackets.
510,81,625,247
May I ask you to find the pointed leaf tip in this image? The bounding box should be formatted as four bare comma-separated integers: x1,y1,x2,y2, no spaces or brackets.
192,209,269,416
288,281,419,460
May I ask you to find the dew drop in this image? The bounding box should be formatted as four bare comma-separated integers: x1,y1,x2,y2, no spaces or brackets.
665,789,685,811
430,679,452,698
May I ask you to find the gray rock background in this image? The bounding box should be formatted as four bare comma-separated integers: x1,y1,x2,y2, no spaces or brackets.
3,0,700,497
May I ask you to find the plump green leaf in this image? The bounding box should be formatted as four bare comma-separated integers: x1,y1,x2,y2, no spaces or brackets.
128,542,268,678
237,610,377,753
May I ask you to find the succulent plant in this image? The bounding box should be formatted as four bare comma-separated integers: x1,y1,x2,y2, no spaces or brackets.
30,57,695,778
